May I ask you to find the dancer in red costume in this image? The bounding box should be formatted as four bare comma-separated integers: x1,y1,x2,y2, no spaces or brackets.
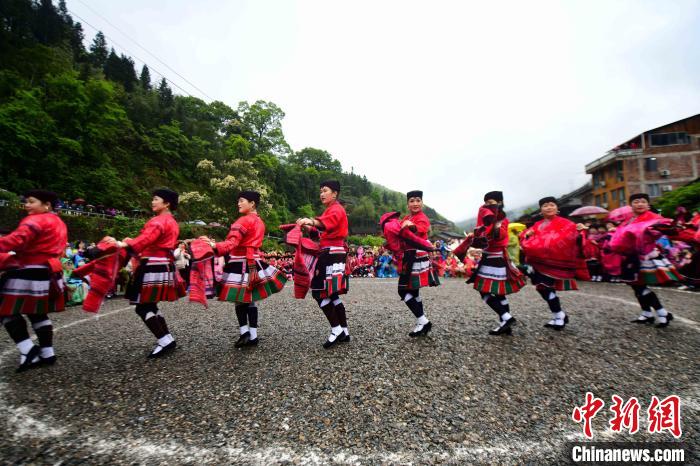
0,190,67,372
521,197,585,330
466,191,525,335
111,188,185,358
396,190,439,337
296,180,351,348
204,191,287,348
610,193,680,328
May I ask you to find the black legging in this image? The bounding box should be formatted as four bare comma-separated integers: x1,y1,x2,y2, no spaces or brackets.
398,289,425,318
135,303,169,339
314,293,347,328
2,314,53,348
536,287,562,313
235,303,258,328
480,292,510,318
629,284,663,311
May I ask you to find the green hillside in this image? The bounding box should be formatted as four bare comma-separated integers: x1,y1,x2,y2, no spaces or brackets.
0,0,454,235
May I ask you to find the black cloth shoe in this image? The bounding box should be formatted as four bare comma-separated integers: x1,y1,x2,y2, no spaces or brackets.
338,332,352,343
16,345,42,373
631,315,654,324
323,334,342,349
244,337,259,347
409,321,432,337
147,340,177,359
544,315,568,330
489,316,515,335
40,354,57,366
544,320,565,331
655,313,674,328
235,332,251,348
489,325,512,336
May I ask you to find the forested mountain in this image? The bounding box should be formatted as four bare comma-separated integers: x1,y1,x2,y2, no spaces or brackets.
0,0,454,235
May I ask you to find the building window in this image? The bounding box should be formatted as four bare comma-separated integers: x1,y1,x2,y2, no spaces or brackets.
649,132,690,146
602,192,608,205
616,161,624,181
644,157,658,171
647,184,660,197
618,187,626,205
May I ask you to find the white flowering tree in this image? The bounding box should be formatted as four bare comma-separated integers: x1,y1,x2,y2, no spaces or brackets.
180,158,270,224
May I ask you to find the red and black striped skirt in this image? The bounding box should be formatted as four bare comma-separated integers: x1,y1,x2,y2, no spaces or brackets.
0,265,65,316
126,257,186,305
311,246,349,299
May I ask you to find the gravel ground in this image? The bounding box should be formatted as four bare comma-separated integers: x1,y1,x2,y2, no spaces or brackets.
0,279,697,465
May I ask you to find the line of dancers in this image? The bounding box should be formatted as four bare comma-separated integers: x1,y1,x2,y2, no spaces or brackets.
0,182,693,372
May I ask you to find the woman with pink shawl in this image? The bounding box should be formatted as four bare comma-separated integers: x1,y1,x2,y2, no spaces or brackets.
610,193,680,328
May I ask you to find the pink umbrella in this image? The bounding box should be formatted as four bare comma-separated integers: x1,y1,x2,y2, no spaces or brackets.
607,205,633,223
570,206,609,216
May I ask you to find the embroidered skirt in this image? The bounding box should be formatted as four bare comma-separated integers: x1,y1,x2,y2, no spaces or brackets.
126,257,186,305
219,255,287,303
311,246,349,299
621,253,680,286
530,269,578,291
398,250,440,290
472,250,525,295
0,265,65,315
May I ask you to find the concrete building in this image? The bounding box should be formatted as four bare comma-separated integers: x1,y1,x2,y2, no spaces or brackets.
585,113,700,209
556,181,594,216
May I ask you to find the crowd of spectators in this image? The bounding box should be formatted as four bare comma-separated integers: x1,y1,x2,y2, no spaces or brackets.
574,215,698,290
346,240,482,280
10,205,699,310
55,199,129,217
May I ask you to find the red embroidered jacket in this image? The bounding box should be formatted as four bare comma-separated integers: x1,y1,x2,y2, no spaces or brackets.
215,212,265,258
125,213,179,257
0,212,67,265
401,211,430,241
315,201,348,248
475,205,509,251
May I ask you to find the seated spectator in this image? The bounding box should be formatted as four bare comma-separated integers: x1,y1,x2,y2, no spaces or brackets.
376,251,394,278
463,248,481,279
174,241,191,287
62,258,88,306
72,240,87,267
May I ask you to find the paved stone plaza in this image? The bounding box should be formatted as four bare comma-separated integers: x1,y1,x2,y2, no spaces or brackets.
0,279,697,464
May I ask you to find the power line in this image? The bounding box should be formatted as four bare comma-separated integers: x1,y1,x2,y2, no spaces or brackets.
73,0,215,102
68,8,199,99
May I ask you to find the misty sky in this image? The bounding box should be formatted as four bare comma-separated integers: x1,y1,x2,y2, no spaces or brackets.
67,0,700,221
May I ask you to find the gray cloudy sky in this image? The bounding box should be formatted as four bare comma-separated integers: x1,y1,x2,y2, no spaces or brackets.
68,0,700,221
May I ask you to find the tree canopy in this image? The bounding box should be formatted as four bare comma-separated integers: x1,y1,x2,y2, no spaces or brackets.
0,0,454,235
